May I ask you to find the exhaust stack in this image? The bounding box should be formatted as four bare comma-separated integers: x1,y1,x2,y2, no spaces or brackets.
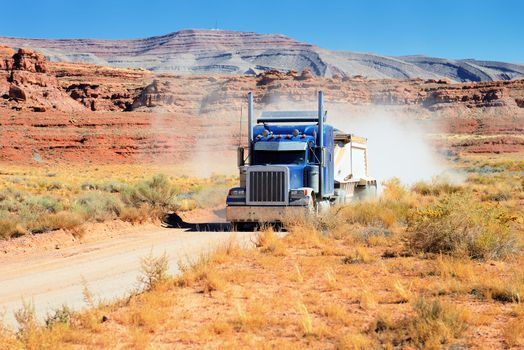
318,90,324,199
247,92,254,164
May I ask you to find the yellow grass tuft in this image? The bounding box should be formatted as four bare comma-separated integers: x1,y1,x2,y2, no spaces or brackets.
359,288,377,311
177,254,226,293
393,280,413,303
256,226,286,256
324,268,339,290
296,302,313,336
342,246,375,264
335,332,376,350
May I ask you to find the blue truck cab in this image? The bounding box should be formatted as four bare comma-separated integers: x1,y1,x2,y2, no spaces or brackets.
226,91,376,229
226,91,332,227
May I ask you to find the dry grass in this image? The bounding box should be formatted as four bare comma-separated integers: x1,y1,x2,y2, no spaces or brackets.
472,272,524,303
503,307,524,347
406,193,520,260
138,251,170,291
342,246,375,264
373,297,469,349
296,302,314,336
0,164,237,240
0,153,523,348
176,254,226,293
255,226,286,256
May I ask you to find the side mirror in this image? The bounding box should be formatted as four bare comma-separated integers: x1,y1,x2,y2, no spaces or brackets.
237,147,245,167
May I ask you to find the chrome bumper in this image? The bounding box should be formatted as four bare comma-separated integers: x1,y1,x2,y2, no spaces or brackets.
226,205,308,223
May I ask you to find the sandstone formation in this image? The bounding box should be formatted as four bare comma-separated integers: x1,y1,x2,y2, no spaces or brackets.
0,46,523,164
1,30,524,82
0,47,85,112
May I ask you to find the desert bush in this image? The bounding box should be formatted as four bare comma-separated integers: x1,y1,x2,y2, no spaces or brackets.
138,252,169,290
406,193,519,260
121,174,179,211
429,255,474,282
338,201,407,229
80,182,97,190
100,180,129,193
283,219,325,248
29,211,83,234
335,332,376,350
504,311,524,347
335,179,412,229
342,246,374,264
353,226,393,243
177,253,225,292
119,205,153,224
466,173,498,186
374,297,468,348
382,178,408,201
480,185,513,202
45,305,73,328
0,189,63,215
255,226,285,256
471,272,524,303
73,191,123,222
14,299,37,338
411,179,463,196
296,302,313,336
0,217,26,239
46,181,63,191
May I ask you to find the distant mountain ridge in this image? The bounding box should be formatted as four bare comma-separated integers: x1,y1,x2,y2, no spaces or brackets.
1,29,523,82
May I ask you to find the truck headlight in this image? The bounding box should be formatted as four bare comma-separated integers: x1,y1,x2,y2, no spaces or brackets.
229,188,246,197
289,189,306,199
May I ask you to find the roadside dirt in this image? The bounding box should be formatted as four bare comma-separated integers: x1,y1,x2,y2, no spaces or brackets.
0,209,249,328
0,208,226,258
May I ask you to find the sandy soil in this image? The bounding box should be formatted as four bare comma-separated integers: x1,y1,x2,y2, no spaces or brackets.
0,210,254,328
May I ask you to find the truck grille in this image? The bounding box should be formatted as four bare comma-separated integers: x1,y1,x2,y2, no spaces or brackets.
246,166,288,205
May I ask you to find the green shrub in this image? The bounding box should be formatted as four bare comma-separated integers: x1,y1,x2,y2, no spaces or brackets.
45,305,73,328
73,192,123,222
0,189,63,214
25,195,63,213
406,193,519,260
100,180,129,193
121,174,179,211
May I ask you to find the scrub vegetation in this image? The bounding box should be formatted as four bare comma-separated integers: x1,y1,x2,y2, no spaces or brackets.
0,154,523,349
0,164,235,239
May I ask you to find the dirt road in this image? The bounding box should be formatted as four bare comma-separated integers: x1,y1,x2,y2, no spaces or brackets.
0,222,255,328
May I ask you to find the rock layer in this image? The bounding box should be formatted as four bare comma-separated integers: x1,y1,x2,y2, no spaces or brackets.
0,46,523,164
1,30,524,82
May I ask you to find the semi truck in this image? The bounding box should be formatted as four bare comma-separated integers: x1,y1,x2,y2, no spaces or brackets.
226,91,376,230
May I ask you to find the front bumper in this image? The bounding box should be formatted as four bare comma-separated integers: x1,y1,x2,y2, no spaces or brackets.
226,205,309,223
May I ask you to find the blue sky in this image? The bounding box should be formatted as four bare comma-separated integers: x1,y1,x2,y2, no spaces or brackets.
1,0,522,63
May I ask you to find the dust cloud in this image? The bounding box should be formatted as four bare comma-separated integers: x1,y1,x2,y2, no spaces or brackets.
146,89,454,186
259,97,453,185
329,105,451,185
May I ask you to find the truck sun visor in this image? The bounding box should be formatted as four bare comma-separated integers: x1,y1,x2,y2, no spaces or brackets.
254,142,307,151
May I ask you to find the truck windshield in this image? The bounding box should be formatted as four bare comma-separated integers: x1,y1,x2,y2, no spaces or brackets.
254,151,306,165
